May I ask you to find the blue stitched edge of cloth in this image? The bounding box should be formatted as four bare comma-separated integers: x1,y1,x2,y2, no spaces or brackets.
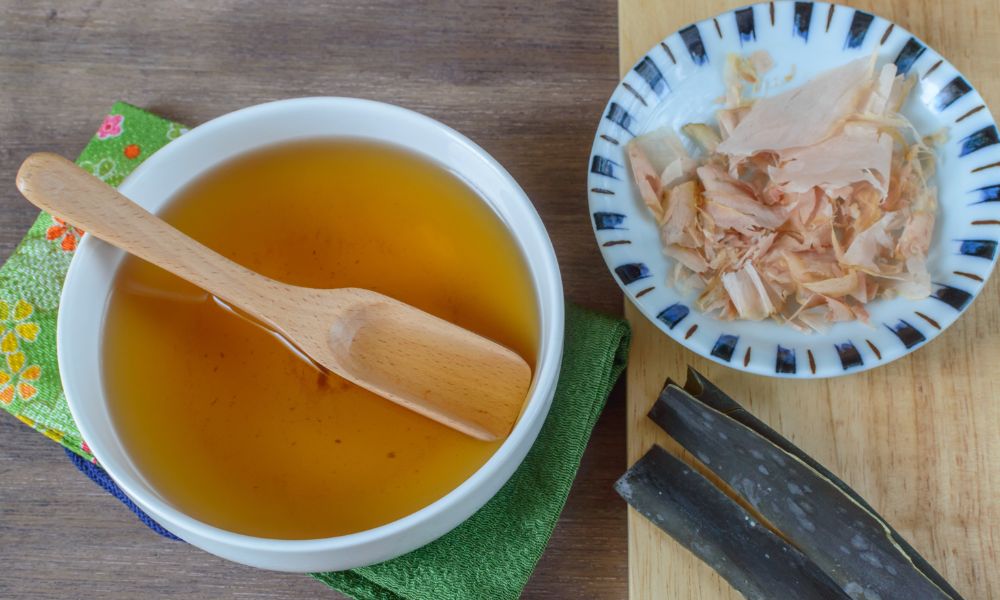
64,447,180,540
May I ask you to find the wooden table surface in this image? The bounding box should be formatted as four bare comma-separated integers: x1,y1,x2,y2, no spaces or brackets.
0,2,626,598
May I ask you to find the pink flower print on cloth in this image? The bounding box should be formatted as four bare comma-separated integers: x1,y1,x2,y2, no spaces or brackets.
96,114,124,140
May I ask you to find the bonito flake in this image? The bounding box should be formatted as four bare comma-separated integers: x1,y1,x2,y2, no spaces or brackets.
626,53,941,330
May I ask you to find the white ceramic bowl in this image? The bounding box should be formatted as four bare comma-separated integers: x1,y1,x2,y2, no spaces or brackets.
58,97,564,572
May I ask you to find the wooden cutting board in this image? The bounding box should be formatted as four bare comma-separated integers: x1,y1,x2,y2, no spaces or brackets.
620,1,1000,599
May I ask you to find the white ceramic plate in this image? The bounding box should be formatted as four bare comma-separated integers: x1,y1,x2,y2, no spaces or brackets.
589,1,1000,378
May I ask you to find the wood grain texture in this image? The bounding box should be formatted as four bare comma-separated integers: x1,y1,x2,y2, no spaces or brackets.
620,1,1000,599
0,1,626,598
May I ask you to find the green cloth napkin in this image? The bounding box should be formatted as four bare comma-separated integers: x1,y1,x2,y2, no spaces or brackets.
314,301,629,599
0,102,631,600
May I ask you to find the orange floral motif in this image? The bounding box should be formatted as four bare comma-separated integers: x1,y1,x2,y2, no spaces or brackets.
0,351,40,405
46,216,85,252
124,144,141,159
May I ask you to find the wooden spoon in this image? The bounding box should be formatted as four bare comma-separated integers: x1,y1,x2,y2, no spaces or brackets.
17,152,531,441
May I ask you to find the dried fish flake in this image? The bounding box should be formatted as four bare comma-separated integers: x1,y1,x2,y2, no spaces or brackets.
625,52,941,327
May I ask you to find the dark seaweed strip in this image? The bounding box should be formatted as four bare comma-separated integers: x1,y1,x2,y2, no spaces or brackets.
662,369,965,600
652,385,957,600
680,369,962,598
615,446,850,600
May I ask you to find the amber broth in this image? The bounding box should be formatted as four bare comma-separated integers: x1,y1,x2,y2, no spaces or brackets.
102,139,539,539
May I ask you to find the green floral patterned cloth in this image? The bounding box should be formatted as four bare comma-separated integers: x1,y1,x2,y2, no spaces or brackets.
0,103,631,600
0,102,185,459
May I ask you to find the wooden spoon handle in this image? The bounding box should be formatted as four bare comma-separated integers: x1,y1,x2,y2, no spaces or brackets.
16,152,284,326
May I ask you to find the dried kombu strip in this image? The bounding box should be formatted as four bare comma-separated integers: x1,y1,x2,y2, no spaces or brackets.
676,367,960,598
650,374,960,600
615,446,850,600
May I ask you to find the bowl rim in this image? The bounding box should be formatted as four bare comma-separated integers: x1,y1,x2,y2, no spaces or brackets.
58,97,564,568
587,0,1000,379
